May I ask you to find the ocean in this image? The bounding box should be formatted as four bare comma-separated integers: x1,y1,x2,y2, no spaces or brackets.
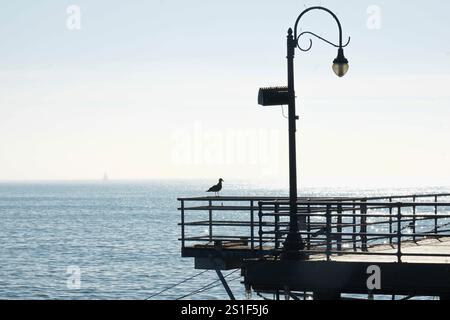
1,181,449,300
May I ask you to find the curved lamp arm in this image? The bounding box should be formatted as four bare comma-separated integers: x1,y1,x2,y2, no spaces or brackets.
296,31,351,52
293,6,351,51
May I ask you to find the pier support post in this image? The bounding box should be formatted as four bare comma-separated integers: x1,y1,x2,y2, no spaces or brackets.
215,269,236,300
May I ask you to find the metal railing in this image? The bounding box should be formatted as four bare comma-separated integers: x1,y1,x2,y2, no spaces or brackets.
178,193,450,263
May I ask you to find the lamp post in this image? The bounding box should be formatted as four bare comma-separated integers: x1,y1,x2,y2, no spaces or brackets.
282,6,350,258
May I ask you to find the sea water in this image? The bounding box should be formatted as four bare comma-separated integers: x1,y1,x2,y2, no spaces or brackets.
0,181,448,300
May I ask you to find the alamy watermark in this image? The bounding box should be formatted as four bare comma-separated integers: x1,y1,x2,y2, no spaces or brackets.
66,265,82,289
171,122,283,177
66,5,82,30
366,265,381,290
367,5,382,30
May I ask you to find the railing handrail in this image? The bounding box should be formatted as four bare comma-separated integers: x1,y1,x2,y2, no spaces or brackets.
179,202,450,212
259,201,450,206
178,193,450,202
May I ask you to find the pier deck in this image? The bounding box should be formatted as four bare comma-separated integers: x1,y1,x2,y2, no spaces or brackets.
324,237,450,264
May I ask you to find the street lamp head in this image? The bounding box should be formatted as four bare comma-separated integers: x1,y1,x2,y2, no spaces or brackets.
332,48,349,77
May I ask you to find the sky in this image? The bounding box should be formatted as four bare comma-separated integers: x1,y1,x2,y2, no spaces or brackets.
0,0,450,187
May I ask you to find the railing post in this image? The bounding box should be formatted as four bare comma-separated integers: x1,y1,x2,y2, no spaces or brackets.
412,196,416,242
181,200,185,249
307,204,311,250
389,198,393,245
352,201,357,251
250,200,255,250
361,200,368,252
397,205,402,263
326,204,332,261
274,202,280,250
209,200,213,243
258,201,263,254
337,203,343,254
435,195,438,235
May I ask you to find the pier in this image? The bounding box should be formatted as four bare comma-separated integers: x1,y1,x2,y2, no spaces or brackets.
178,193,450,299
176,5,450,301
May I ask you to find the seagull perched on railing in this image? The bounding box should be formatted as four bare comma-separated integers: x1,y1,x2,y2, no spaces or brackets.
206,178,224,197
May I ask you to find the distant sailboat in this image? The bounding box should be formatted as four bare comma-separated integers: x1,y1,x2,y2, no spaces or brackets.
103,173,109,182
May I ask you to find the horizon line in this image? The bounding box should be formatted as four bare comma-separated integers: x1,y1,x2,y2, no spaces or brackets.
0,179,449,190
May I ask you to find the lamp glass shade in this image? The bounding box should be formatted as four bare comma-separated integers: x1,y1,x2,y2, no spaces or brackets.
332,62,349,77
333,48,349,77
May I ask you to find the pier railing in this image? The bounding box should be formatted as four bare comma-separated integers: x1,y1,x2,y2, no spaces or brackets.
178,193,450,263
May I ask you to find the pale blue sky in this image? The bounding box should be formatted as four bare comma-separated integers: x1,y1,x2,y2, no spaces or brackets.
1,0,450,187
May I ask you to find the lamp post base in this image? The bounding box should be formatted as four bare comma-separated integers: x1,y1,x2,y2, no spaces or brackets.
280,232,308,260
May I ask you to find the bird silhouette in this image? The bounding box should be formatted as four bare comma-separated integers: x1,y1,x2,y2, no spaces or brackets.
206,178,224,197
